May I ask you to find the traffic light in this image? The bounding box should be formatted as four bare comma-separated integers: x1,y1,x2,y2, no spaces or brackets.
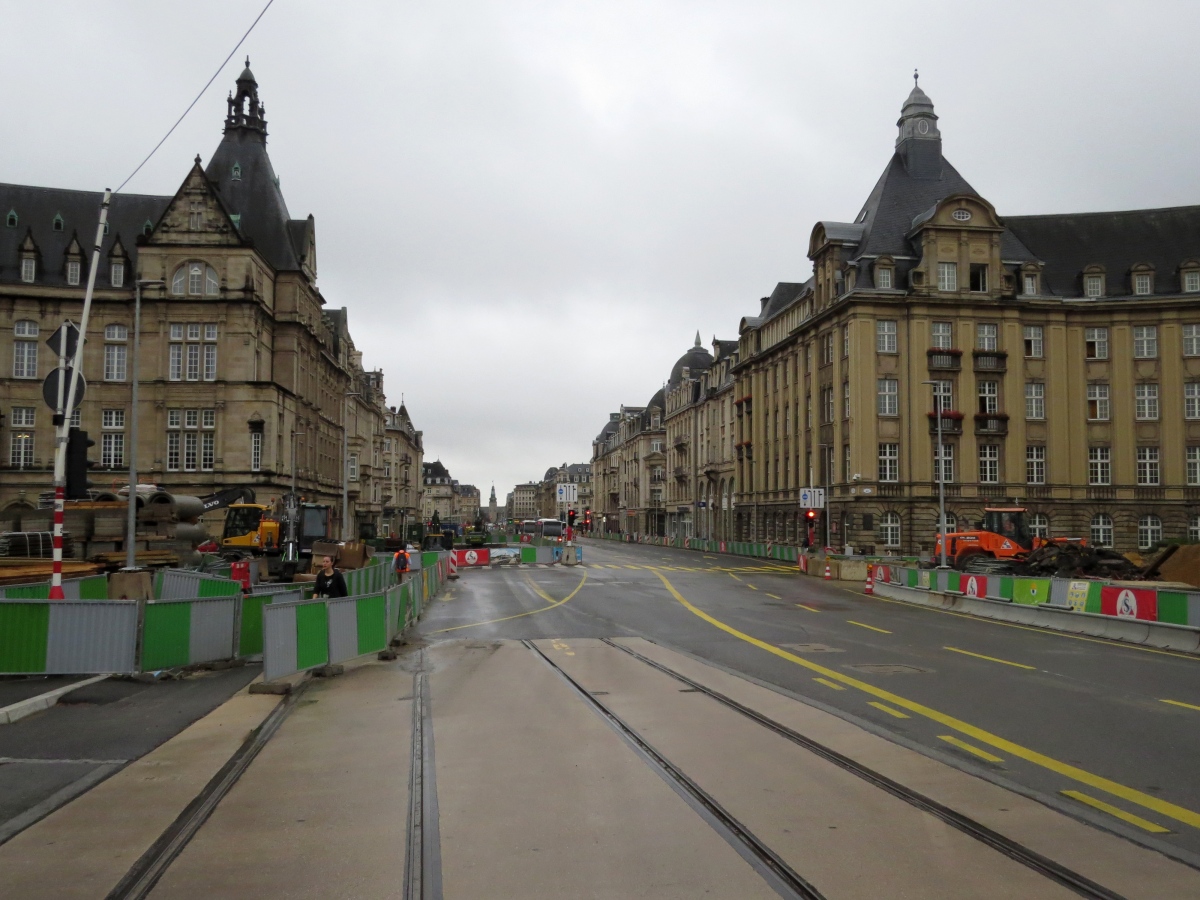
65,428,95,500
805,509,817,522
567,509,576,527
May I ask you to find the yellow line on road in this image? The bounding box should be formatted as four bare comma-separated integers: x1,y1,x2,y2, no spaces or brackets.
1161,699,1200,712
767,593,782,600
847,620,892,634
1061,790,1171,834
939,735,1004,763
650,569,1200,831
427,570,588,634
797,604,820,612
729,573,742,582
814,677,845,691
746,584,758,591
944,646,1036,670
869,701,910,719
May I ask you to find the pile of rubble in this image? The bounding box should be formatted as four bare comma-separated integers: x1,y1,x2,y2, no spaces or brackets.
1011,542,1173,581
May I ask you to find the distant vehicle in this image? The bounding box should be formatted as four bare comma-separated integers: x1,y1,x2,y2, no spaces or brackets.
933,507,1083,570
538,518,564,543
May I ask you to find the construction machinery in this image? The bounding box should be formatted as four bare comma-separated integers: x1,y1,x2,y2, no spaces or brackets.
933,507,1084,572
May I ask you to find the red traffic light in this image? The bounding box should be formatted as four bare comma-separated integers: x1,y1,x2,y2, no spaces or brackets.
805,509,817,520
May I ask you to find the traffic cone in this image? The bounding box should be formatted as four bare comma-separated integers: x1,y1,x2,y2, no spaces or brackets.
824,562,832,581
864,565,874,595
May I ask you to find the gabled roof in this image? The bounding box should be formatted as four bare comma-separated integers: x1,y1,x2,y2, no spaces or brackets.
760,281,807,322
1006,206,1200,298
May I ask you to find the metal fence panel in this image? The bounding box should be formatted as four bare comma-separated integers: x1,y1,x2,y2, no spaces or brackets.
188,597,237,664
327,597,360,665
263,603,298,682
45,602,138,674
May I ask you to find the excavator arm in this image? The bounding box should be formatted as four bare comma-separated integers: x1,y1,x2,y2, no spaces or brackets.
200,486,258,513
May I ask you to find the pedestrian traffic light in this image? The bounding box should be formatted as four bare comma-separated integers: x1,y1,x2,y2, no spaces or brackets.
65,428,95,500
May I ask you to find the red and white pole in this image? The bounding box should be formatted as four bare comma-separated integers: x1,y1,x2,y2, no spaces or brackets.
50,190,111,600
864,564,874,595
824,561,832,581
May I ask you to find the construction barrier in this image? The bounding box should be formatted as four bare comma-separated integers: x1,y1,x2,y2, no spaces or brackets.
140,597,239,670
263,597,331,682
453,548,491,567
0,574,109,600
0,599,138,674
155,568,242,601
327,593,389,665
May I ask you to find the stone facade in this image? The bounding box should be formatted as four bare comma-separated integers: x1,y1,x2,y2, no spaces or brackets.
381,404,424,539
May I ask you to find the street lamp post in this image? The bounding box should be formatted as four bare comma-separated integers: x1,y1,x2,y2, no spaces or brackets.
922,380,949,569
342,391,361,541
124,279,165,571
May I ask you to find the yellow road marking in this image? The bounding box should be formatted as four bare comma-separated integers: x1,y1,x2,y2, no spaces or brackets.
869,701,910,719
747,584,758,591
650,569,1200,831
939,735,1004,763
551,639,575,657
427,571,588,634
814,677,845,691
944,646,1036,671
1061,790,1172,834
625,565,641,569
847,620,892,634
797,604,820,612
767,593,782,600
1161,699,1200,712
729,573,742,582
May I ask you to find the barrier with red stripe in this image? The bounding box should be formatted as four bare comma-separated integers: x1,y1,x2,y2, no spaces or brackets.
453,548,491,568
1100,585,1157,621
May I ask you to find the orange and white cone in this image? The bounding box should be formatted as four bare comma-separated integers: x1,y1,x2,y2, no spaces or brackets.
824,562,832,581
864,565,874,595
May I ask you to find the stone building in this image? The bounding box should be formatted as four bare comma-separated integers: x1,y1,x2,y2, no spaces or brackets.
591,390,667,537
536,462,593,520
454,483,481,525
663,335,714,539
421,460,454,525
511,482,539,521
695,339,739,540
730,78,1200,554
0,63,403,540
381,403,424,540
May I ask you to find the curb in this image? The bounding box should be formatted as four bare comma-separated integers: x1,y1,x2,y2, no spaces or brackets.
0,675,110,725
874,582,1200,655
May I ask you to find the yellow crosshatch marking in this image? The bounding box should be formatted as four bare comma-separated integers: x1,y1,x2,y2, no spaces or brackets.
943,646,1035,670
813,677,845,691
869,702,909,719
939,735,1004,763
1061,791,1171,834
650,568,1200,831
847,620,891,634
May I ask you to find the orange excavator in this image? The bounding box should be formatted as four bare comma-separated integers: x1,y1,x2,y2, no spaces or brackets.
933,507,1084,571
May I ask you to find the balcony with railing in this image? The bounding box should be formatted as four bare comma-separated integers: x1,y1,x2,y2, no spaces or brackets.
973,350,1008,372
673,466,688,480
926,347,962,371
927,411,964,435
974,413,1009,436
673,435,689,449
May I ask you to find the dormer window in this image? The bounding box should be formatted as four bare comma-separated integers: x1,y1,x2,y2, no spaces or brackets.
111,261,125,287
1023,272,1038,295
52,213,64,232
970,264,988,292
952,209,972,222
66,259,81,286
5,210,16,228
937,262,957,292
171,261,220,296
875,265,893,289
21,257,35,283
1186,270,1200,293
1133,270,1154,295
142,220,153,236
231,162,242,180
1084,273,1104,298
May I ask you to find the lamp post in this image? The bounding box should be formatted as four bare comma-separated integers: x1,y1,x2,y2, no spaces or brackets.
342,391,361,541
124,278,165,571
921,380,949,569
284,430,305,567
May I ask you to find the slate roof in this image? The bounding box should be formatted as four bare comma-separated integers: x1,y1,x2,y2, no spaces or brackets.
758,281,807,322
668,343,714,387
713,339,738,361
1006,206,1200,298
0,185,168,287
423,460,450,481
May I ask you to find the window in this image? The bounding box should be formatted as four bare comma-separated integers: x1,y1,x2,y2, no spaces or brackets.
186,344,201,380
349,454,359,481
876,267,893,289
1091,514,1114,548
1030,513,1049,539
1087,383,1110,420
978,444,1000,483
937,262,958,292
104,324,127,340
183,433,198,471
1138,515,1162,550
203,344,217,381
1188,447,1200,486
876,320,897,353
12,407,35,427
1186,272,1200,293
878,443,899,482
650,439,663,452
1085,327,1109,360
976,323,998,351
171,262,220,297
167,409,181,429
1085,274,1104,298
1023,326,1043,358
1088,447,1111,485
877,378,899,416
1186,383,1200,419
933,380,953,413
934,443,954,483
1191,515,1200,542
70,409,81,429
842,381,851,419
978,381,998,415
1135,383,1159,420
201,433,214,471
9,431,33,468
1133,326,1158,358
931,322,953,350
53,213,63,231
5,211,15,227
169,344,183,381
1136,447,1160,486
1025,382,1045,420
251,431,262,472
21,257,35,283
842,327,850,358
879,511,901,548
111,261,125,287
1026,446,1046,484
1023,273,1038,296
167,432,180,471
204,323,218,342
820,332,835,365
202,409,216,429
969,263,988,292
843,444,851,480
1184,325,1200,357
1134,273,1152,295
103,343,127,382
13,320,38,378
102,409,125,429
185,409,199,429
821,386,835,424
101,433,124,468
66,260,81,286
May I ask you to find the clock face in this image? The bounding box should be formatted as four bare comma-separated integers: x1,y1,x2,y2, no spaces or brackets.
917,119,930,135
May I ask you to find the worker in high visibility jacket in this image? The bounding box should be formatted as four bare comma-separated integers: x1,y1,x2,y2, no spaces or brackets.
393,547,410,576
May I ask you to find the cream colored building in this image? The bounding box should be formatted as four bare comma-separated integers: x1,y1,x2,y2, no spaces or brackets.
381,403,423,540
511,482,539,521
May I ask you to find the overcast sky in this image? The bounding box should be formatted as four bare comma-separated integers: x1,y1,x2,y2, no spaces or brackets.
7,1,1200,500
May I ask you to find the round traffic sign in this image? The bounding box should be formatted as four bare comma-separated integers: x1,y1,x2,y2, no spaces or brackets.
42,367,86,411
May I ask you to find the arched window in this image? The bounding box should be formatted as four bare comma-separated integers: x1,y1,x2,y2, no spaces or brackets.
880,511,901,548
171,262,220,297
1189,515,1200,543
1138,515,1162,550
1091,513,1113,548
1030,513,1049,539
937,512,957,533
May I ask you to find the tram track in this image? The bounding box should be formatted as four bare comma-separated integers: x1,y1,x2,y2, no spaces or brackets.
600,637,1127,900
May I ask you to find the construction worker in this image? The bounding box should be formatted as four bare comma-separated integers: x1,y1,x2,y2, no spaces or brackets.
393,545,410,578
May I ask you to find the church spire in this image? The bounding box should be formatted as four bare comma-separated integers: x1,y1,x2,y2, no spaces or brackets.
225,57,267,138
694,330,701,347
895,73,941,179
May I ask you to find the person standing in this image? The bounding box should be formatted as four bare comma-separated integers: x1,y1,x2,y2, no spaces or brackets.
314,555,348,598
393,546,409,577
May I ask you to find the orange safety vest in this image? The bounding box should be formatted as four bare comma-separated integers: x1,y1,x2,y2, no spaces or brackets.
393,550,409,570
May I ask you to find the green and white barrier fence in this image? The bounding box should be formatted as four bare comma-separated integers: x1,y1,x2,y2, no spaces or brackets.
141,596,239,670
155,568,242,600
0,599,139,674
0,574,109,600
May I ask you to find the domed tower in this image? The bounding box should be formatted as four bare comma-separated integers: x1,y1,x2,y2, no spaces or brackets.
895,70,942,179
668,331,715,387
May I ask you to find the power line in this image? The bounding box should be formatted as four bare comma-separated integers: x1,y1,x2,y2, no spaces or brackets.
115,0,277,194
